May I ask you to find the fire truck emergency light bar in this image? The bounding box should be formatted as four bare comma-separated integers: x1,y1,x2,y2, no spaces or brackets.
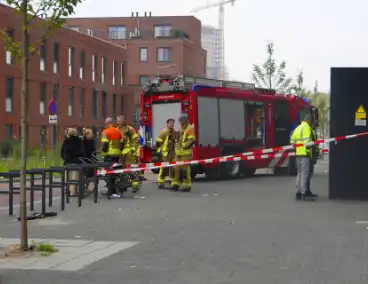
143,75,256,94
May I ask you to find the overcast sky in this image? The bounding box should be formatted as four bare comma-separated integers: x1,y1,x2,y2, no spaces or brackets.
74,0,367,92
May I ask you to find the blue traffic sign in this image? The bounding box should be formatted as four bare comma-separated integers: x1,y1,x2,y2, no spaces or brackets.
48,100,57,115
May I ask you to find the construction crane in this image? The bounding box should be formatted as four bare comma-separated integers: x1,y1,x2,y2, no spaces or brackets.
191,0,236,80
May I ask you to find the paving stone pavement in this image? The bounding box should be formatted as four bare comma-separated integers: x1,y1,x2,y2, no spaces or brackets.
0,238,138,271
1,161,368,283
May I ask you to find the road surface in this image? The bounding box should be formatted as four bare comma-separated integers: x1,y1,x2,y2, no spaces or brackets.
2,159,368,284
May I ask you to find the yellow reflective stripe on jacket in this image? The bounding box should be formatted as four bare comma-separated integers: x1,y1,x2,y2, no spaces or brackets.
156,129,172,157
176,125,194,156
101,138,109,143
122,148,133,155
162,135,169,156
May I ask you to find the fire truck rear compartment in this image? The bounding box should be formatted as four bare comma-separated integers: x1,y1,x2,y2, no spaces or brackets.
196,96,249,178
152,101,182,142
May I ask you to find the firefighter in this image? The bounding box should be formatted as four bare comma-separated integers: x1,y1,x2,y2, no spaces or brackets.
116,115,141,193
156,118,176,189
101,118,121,163
170,114,195,192
101,118,122,195
290,113,314,200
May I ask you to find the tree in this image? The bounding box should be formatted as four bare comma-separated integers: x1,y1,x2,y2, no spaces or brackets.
252,42,292,93
305,81,330,137
288,70,307,96
1,0,83,250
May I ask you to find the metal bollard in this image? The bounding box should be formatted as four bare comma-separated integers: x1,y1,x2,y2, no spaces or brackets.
93,170,98,203
66,169,70,204
48,172,53,207
30,174,35,211
41,171,46,215
60,170,66,211
78,167,84,207
8,176,14,216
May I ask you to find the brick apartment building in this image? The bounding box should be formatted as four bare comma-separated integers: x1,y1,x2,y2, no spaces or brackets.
0,4,127,148
66,12,207,119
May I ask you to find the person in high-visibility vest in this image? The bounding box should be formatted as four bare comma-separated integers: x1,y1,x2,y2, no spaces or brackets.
101,118,122,195
306,122,319,198
170,115,195,192
116,115,141,193
290,113,315,200
156,118,176,189
101,118,122,162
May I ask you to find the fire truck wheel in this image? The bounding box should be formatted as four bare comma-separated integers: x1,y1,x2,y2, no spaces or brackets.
223,161,241,178
243,168,256,177
205,169,220,180
273,167,289,176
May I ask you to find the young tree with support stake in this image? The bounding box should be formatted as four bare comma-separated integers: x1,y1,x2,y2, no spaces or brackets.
1,0,83,251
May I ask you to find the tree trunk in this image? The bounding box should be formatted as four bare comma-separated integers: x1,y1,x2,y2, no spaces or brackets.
19,1,29,251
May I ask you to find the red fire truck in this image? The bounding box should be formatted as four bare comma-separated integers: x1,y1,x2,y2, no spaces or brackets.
139,75,318,179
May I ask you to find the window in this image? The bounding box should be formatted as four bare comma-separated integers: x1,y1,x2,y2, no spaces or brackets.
79,50,85,79
107,26,126,40
245,101,265,147
112,94,117,118
6,77,13,113
120,95,124,114
40,40,46,71
140,47,148,61
157,47,172,62
92,54,97,81
101,57,107,83
40,126,46,148
101,92,107,118
120,63,124,85
112,60,116,85
53,83,59,102
39,82,46,115
68,87,74,116
5,124,13,140
68,47,74,77
154,25,172,37
139,75,149,86
5,29,14,64
80,89,85,118
92,89,98,119
87,29,94,36
53,42,59,74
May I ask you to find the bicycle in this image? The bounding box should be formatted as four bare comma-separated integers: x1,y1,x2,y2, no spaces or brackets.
79,152,142,197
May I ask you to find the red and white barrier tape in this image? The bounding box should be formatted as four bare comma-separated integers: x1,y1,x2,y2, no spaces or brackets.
96,131,368,176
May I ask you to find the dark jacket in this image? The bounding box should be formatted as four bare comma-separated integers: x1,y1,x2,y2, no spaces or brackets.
83,138,96,160
61,136,85,165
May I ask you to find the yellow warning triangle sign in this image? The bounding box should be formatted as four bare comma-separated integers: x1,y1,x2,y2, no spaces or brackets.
357,105,366,113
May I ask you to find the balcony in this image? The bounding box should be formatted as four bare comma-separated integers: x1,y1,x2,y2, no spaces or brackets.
74,27,190,41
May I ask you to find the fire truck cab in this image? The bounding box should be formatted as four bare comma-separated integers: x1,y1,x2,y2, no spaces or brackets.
139,75,318,179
